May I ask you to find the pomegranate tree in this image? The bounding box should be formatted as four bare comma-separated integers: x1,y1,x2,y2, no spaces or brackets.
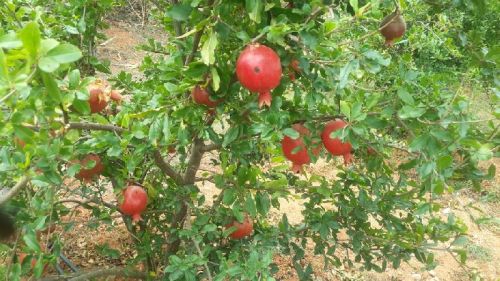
236,44,282,108
119,185,148,222
1,1,494,280
321,120,353,165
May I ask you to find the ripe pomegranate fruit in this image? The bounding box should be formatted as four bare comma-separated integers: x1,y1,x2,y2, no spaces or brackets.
236,44,282,108
88,87,108,113
380,10,406,46
75,154,104,182
191,85,219,108
119,185,148,222
281,124,320,173
226,215,253,240
109,89,123,104
321,120,353,165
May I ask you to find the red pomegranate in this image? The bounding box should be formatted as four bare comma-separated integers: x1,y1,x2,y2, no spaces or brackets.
226,215,253,240
321,120,353,165
75,154,104,182
109,89,123,104
236,44,282,108
380,10,406,46
88,88,108,113
119,185,148,222
281,124,320,173
191,85,219,108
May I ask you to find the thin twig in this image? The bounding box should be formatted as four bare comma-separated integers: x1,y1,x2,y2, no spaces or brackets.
0,176,31,205
194,240,213,280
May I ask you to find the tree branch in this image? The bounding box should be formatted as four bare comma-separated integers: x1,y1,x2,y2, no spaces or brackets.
0,176,30,205
38,267,147,281
68,122,126,133
183,138,205,184
201,143,221,152
152,149,184,185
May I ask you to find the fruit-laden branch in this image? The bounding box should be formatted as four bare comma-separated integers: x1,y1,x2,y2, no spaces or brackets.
152,150,184,185
38,267,147,281
0,176,30,205
68,122,126,133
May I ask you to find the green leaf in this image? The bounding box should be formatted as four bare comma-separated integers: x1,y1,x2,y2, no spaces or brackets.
0,49,9,85
246,0,263,23
40,39,59,54
39,44,82,72
245,194,257,217
398,105,426,119
201,31,218,65
223,189,236,205
451,236,468,246
222,127,239,147
13,125,35,142
149,118,162,145
472,145,493,161
256,192,270,216
39,57,60,73
166,4,192,21
19,22,41,60
283,128,300,139
41,72,62,102
210,67,220,91
0,33,22,49
45,43,82,64
397,88,415,104
437,155,453,170
67,164,81,177
68,69,81,89
23,230,41,252
340,101,351,119
338,59,359,89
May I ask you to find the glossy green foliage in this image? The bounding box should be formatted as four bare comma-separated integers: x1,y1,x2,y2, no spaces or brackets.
0,0,498,280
